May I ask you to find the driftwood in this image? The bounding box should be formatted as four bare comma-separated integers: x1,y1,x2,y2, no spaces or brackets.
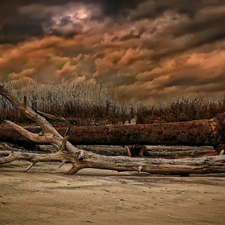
1,143,217,158
0,85,225,175
43,144,218,158
1,149,225,175
0,116,224,148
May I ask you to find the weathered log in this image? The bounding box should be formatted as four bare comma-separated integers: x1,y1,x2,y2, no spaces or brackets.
0,149,225,175
0,142,218,158
34,144,219,158
65,119,222,146
0,85,225,175
0,115,224,147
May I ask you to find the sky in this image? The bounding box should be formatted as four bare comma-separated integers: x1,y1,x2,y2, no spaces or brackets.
0,0,225,104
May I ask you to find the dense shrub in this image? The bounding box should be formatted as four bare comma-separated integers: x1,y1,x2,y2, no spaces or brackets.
0,80,225,124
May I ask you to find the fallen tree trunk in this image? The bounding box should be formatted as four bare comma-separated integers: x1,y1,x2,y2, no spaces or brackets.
0,149,225,175
0,116,224,147
65,119,222,146
1,143,217,158
77,145,218,158
144,145,218,158
0,85,225,175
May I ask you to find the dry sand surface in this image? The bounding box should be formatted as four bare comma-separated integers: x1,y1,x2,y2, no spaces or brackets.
1,161,225,225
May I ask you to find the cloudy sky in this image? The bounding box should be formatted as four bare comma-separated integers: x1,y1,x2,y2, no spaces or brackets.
0,0,225,104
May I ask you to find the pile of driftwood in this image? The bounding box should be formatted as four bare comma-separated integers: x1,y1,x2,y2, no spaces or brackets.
0,85,225,175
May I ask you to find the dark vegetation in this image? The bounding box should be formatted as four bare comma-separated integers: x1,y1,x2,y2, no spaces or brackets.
1,80,225,125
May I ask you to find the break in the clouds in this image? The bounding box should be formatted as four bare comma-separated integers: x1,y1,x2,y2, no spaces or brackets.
0,0,225,104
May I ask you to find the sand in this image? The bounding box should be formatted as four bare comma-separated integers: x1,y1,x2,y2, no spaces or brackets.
1,161,225,225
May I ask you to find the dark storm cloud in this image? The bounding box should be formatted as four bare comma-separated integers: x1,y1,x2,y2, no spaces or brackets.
0,1,48,43
128,0,224,20
0,15,44,44
0,0,146,44
1,0,225,44
89,0,145,18
126,3,225,60
1,0,225,103
173,6,225,46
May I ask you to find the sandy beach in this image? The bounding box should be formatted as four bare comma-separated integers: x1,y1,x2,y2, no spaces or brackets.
1,161,225,225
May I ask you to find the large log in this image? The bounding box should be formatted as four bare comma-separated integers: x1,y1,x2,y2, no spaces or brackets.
0,142,218,158
32,144,220,158
1,149,225,175
66,119,221,146
0,115,224,147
